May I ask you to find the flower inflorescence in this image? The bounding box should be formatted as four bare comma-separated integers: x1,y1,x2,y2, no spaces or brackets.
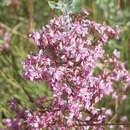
3,10,130,130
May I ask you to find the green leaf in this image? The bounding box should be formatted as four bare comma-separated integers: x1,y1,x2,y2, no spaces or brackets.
71,0,81,7
48,1,57,9
48,0,81,14
70,0,81,14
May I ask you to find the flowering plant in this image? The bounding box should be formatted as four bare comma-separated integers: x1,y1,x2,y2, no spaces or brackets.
2,4,130,130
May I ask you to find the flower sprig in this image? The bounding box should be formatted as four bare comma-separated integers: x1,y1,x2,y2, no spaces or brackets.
2,6,130,130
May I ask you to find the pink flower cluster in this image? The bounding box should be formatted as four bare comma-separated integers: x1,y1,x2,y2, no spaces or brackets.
3,10,130,130
0,25,10,51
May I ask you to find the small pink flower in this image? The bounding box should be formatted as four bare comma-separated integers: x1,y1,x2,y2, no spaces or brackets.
113,49,120,58
112,92,118,99
121,95,127,101
114,25,120,39
0,33,10,51
105,109,113,117
120,115,127,122
82,8,89,16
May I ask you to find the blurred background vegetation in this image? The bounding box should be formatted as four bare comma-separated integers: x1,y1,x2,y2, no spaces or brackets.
0,0,130,129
